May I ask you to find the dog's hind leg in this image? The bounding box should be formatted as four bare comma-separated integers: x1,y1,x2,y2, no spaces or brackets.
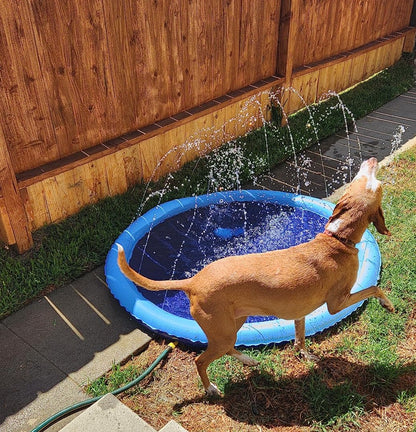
195,349,223,396
194,315,239,396
227,317,259,366
196,339,237,396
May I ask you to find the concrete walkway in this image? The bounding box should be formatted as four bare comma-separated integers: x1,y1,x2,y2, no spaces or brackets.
254,87,416,195
1,87,415,432
0,267,151,432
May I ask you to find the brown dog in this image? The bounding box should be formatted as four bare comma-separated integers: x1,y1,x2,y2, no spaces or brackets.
117,157,394,396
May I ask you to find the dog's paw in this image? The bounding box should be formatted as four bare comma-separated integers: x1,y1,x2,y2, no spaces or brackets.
298,349,320,363
205,382,221,397
233,352,259,367
379,298,395,313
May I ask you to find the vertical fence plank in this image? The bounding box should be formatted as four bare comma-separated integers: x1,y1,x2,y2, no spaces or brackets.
100,1,140,137
24,181,51,229
290,70,319,111
259,0,281,78
30,0,118,154
277,0,291,76
0,2,58,174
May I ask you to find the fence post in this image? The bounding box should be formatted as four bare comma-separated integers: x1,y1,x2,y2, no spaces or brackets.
277,0,300,122
286,0,300,85
0,127,33,252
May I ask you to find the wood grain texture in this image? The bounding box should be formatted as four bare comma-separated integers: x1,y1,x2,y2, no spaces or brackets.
0,2,58,173
292,0,414,68
0,0,411,174
0,0,281,174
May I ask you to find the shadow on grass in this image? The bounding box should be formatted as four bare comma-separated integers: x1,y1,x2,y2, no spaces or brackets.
173,356,416,428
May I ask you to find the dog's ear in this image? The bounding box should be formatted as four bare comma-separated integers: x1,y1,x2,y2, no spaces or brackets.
327,198,349,225
372,207,391,236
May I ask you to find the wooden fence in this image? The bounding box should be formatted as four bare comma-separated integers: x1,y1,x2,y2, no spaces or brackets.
0,0,415,252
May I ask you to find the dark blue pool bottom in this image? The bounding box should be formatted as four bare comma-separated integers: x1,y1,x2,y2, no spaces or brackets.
130,201,327,322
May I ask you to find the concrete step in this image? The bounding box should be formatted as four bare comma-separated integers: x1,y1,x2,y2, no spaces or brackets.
59,394,188,432
159,420,189,432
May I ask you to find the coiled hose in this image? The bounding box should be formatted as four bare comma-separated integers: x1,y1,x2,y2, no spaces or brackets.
30,341,177,432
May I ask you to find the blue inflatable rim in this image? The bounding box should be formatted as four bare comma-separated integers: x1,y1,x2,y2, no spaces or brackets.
105,190,381,347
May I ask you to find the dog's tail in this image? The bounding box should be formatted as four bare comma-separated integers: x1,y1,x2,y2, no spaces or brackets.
116,244,192,292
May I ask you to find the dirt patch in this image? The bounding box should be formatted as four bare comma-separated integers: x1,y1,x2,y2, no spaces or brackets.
119,339,313,431
113,315,416,432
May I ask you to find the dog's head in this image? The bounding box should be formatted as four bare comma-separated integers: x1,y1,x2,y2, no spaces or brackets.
353,157,390,235
326,158,390,243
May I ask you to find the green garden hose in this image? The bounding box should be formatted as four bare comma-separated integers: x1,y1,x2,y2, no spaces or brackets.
30,341,177,432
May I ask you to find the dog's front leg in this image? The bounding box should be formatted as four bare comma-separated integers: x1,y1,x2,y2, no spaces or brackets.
294,318,319,362
294,318,306,352
327,285,395,315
